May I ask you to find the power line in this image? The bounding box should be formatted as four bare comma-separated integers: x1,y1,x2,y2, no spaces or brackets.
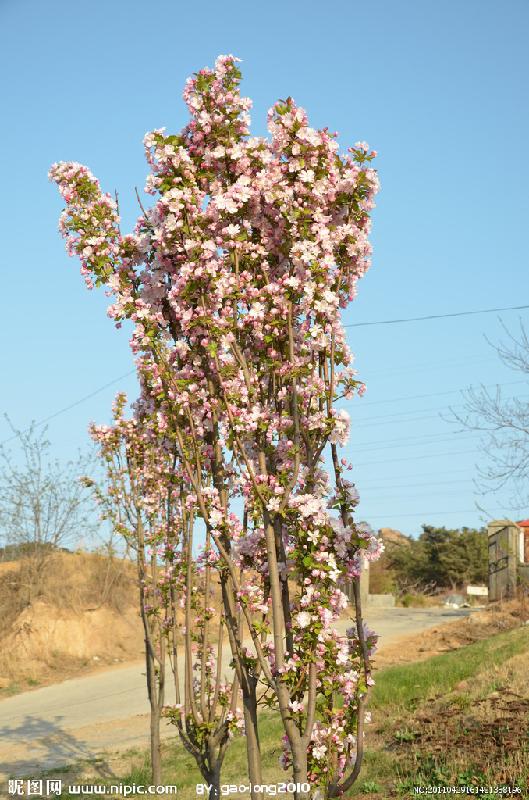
359,413,443,429
360,478,475,491
352,432,478,455
359,467,471,483
354,447,479,468
356,379,528,408
346,385,529,430
360,475,471,489
366,509,488,519
356,406,456,424
1,370,137,446
360,478,474,497
352,390,529,431
354,429,476,449
371,486,478,498
3,305,528,442
362,353,494,377
345,303,529,328
354,389,528,424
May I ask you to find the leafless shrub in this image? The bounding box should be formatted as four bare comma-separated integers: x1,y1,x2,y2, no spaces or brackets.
450,320,529,509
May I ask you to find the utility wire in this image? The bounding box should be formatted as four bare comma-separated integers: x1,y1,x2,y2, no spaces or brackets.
360,467,471,483
360,478,475,491
370,489,478,501
358,413,443,429
3,306,528,443
363,353,495,377
345,303,529,328
352,432,479,455
351,389,529,429
367,508,490,519
354,429,476,449
355,447,479,467
357,378,528,408
1,370,136,446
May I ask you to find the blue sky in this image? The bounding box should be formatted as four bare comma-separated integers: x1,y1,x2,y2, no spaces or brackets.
0,0,528,536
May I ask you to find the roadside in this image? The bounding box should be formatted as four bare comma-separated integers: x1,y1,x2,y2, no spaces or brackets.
7,608,527,799
373,599,527,666
352,625,529,797
0,603,523,785
0,602,476,700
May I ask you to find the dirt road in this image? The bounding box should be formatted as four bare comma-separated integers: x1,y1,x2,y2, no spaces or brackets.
0,607,473,780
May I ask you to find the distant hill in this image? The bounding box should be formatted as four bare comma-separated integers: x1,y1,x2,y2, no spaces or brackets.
378,527,411,547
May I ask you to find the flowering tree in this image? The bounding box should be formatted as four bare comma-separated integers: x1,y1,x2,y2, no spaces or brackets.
85,392,242,793
51,55,381,797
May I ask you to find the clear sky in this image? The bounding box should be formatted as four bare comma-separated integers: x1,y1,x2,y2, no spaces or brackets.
1,0,528,536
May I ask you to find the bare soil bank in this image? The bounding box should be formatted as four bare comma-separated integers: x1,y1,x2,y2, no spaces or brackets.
0,551,144,690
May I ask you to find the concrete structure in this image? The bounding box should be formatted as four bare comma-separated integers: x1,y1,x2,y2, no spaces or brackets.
341,557,395,609
517,519,529,562
466,585,488,598
488,519,529,601
366,593,396,608
360,555,370,606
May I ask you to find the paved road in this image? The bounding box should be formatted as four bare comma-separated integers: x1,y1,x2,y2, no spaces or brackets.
0,607,472,779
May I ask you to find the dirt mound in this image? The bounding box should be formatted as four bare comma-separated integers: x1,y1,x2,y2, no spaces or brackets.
375,600,527,668
0,551,143,688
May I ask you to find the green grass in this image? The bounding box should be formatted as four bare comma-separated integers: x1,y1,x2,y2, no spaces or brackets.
120,753,152,786
28,626,529,799
0,682,20,697
133,627,529,797
370,625,529,711
162,710,285,794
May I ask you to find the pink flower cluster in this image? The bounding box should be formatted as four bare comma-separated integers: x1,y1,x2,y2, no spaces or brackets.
51,55,381,791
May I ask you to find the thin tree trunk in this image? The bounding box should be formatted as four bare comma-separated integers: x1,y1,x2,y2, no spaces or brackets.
149,684,162,785
291,749,309,800
144,616,163,784
207,764,221,800
242,675,262,792
136,517,163,785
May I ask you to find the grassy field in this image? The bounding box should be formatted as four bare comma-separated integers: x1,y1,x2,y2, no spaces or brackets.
46,625,529,798
369,622,529,710
349,625,529,797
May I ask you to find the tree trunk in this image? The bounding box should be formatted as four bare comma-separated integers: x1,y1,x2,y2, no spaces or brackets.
242,676,262,795
292,747,309,800
150,695,162,785
146,643,162,784
206,761,221,800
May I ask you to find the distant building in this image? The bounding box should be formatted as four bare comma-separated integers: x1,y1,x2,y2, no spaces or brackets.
488,519,529,601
